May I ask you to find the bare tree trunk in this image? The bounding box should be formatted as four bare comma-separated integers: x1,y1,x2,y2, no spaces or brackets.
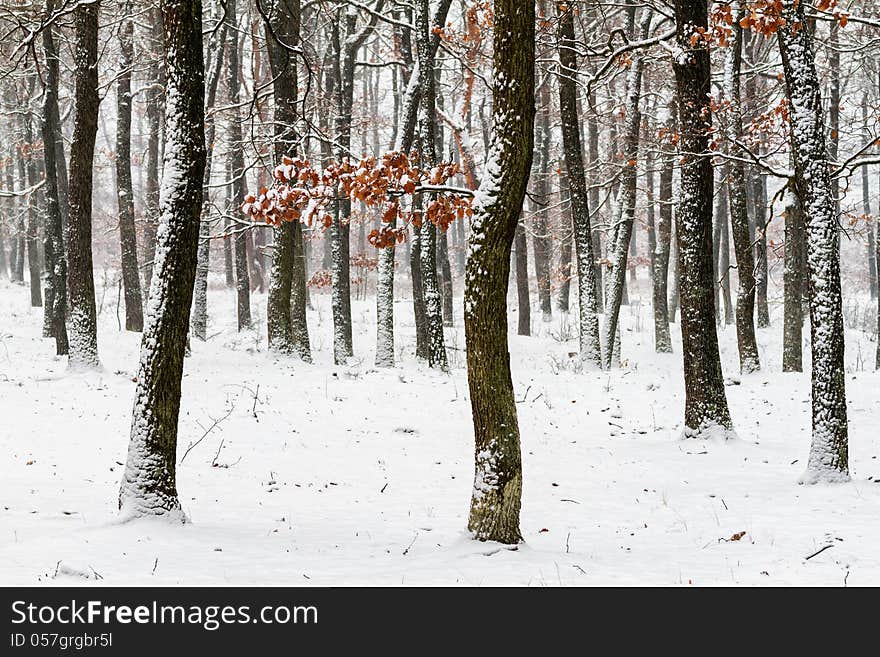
465,0,533,544
782,184,805,372
22,112,42,308
777,0,848,482
115,2,144,332
601,9,649,369
119,0,206,520
672,0,732,435
556,1,601,365
66,1,101,369
226,0,251,330
515,217,530,336
264,0,310,360
653,103,674,353
142,13,164,292
40,0,68,354
533,77,553,320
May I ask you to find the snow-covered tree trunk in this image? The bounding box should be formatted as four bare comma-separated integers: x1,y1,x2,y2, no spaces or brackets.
226,0,252,331
22,113,41,309
671,0,732,436
652,101,674,353
863,97,877,302
723,6,759,373
66,1,101,369
265,0,311,361
532,79,553,321
514,218,530,336
142,13,164,292
777,0,848,481
40,0,68,355
600,9,650,369
753,170,770,327
782,184,805,373
119,0,206,520
115,2,144,333
465,0,534,544
417,0,448,371
191,6,227,342
556,1,601,366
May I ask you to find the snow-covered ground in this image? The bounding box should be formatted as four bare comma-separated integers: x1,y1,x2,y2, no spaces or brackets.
1,276,879,586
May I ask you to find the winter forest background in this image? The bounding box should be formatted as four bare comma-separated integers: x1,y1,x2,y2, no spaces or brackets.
0,0,879,585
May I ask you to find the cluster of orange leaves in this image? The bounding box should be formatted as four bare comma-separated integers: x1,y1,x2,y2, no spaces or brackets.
435,1,491,46
241,152,473,250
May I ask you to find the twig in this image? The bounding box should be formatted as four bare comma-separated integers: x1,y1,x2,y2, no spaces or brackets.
805,544,834,561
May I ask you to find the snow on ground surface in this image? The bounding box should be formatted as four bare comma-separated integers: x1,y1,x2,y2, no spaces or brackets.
1,276,879,586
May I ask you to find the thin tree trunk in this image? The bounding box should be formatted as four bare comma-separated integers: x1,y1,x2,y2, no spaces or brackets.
672,0,733,435
66,1,101,369
23,112,42,308
515,217,530,336
116,2,144,332
653,103,673,353
143,13,164,292
533,79,553,320
119,0,206,519
557,1,601,365
777,0,848,482
724,5,759,372
227,0,251,330
40,0,68,353
265,0,310,360
417,0,447,370
601,10,649,369
782,184,804,372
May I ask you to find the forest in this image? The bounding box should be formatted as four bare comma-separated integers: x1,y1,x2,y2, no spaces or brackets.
0,0,878,586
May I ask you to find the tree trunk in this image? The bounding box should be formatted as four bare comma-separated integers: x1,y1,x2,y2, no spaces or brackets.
22,112,42,308
115,2,144,332
142,13,164,292
532,78,553,320
753,170,770,327
226,0,252,330
119,0,206,520
514,217,530,336
417,0,447,370
465,0,533,544
66,1,101,369
601,9,649,369
782,184,805,372
265,0,310,360
724,6,759,372
671,0,733,436
778,0,848,482
40,0,69,354
191,6,227,342
556,1,601,366
653,106,673,353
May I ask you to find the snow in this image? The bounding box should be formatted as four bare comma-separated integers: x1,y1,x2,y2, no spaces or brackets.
1,276,879,585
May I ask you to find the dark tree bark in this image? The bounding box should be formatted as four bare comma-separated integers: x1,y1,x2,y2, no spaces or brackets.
753,170,770,327
142,13,164,291
532,80,553,320
191,5,227,341
417,0,447,370
119,0,206,519
115,2,144,332
777,0,848,482
782,183,805,373
465,0,534,544
652,105,674,353
723,7,758,375
601,10,649,369
557,1,601,366
671,0,733,435
22,112,42,308
514,217,530,336
66,1,101,368
264,0,311,360
40,0,68,353
226,0,252,330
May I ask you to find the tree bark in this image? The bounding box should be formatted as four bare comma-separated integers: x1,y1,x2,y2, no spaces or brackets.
40,0,68,354
264,0,311,360
514,217,530,336
119,0,206,520
465,0,534,544
671,0,733,435
115,2,145,332
777,0,848,481
557,1,601,366
226,0,252,331
782,184,804,372
142,12,164,292
66,1,101,368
